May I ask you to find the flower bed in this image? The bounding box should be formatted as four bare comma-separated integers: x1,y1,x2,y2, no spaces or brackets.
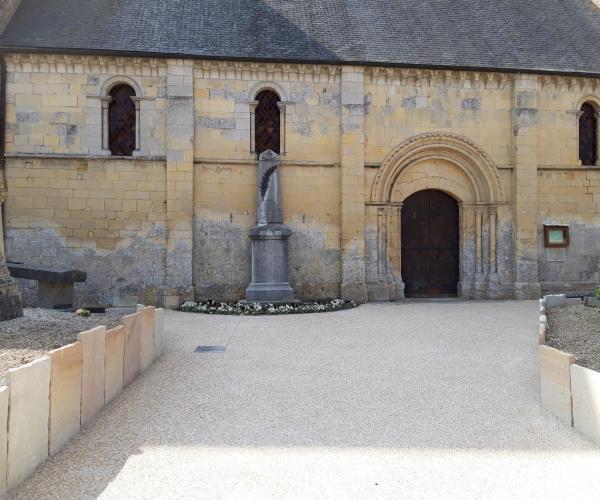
181,299,357,315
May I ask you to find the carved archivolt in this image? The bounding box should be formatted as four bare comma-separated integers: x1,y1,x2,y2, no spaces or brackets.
371,132,505,204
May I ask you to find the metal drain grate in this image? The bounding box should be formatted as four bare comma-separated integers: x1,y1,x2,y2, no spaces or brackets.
194,346,226,353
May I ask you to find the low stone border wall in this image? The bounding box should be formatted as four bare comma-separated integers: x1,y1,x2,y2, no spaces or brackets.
538,294,600,445
0,305,165,494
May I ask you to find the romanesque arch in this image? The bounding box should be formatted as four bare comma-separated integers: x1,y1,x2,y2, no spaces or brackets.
371,132,504,204
367,133,508,300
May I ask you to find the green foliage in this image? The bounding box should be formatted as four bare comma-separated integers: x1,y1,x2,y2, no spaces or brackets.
75,308,91,318
181,299,357,316
595,288,600,300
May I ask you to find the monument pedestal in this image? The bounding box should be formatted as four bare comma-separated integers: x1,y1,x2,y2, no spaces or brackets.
245,224,296,303
244,149,297,304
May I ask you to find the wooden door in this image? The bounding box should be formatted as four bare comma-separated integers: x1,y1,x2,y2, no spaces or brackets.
401,190,459,297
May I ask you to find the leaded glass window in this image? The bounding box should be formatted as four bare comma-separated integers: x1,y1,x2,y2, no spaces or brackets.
579,102,598,166
109,84,136,157
255,90,281,155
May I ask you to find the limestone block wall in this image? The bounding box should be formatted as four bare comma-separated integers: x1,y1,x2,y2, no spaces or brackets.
3,157,167,307
194,161,341,300
5,54,167,157
2,52,600,303
0,306,165,495
535,79,600,295
192,63,343,301
363,69,514,167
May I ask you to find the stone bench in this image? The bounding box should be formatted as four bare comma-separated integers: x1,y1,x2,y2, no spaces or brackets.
7,263,86,309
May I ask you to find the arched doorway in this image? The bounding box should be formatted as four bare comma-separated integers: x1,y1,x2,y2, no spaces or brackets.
401,190,459,297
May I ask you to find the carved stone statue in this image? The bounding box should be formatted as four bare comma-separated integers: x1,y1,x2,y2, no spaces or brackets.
245,150,296,303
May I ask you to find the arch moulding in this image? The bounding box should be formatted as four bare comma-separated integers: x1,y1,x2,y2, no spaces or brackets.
368,133,509,301
371,132,505,204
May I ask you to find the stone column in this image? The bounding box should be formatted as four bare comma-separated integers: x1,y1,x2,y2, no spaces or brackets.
511,75,541,299
489,206,497,275
100,96,111,153
164,60,195,308
0,197,22,320
339,66,368,303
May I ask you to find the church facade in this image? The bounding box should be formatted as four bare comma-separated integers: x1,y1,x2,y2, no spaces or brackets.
0,1,599,307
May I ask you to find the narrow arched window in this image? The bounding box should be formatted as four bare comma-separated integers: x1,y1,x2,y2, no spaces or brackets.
108,84,136,156
255,90,281,155
579,102,598,166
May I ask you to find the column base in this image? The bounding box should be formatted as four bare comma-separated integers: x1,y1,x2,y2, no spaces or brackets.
341,281,368,304
0,277,23,321
513,281,542,300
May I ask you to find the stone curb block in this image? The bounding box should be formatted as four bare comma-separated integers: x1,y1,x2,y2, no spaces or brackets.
539,345,576,426
122,312,141,386
0,386,7,497
6,357,51,491
154,308,165,360
544,294,566,309
49,342,82,456
104,325,125,405
538,322,547,345
139,306,156,373
79,326,107,427
538,296,600,447
1,305,166,495
571,364,600,445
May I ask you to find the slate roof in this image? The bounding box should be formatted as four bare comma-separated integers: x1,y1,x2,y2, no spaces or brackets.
1,0,600,77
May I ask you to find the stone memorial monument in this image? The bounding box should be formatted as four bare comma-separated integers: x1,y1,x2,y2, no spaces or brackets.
245,150,296,303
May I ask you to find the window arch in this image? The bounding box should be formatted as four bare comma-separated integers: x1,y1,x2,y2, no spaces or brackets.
108,84,137,156
579,101,598,166
254,89,281,155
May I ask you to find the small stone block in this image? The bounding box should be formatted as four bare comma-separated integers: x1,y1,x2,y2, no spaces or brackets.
571,364,600,445
38,282,75,309
6,357,51,491
154,308,165,360
539,345,576,425
538,322,547,345
139,306,155,372
49,342,82,456
78,326,106,427
565,297,583,306
104,325,125,404
0,386,8,496
545,294,567,309
123,313,141,386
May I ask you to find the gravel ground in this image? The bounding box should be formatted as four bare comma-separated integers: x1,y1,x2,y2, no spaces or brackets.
547,304,600,372
0,308,122,383
14,301,600,499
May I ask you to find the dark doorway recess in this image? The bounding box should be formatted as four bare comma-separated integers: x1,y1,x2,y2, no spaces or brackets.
401,190,460,297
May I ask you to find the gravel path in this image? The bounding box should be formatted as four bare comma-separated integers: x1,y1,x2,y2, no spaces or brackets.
547,304,600,371
0,309,121,383
13,301,600,499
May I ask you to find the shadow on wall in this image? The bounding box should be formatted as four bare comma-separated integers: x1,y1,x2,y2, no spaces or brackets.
6,228,167,308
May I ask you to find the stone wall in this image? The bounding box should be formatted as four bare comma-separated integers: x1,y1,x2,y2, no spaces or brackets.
4,157,167,307
2,52,600,304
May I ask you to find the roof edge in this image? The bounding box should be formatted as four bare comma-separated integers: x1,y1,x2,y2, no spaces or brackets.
1,45,599,80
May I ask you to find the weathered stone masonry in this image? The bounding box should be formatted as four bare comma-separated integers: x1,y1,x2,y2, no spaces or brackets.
3,53,600,306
